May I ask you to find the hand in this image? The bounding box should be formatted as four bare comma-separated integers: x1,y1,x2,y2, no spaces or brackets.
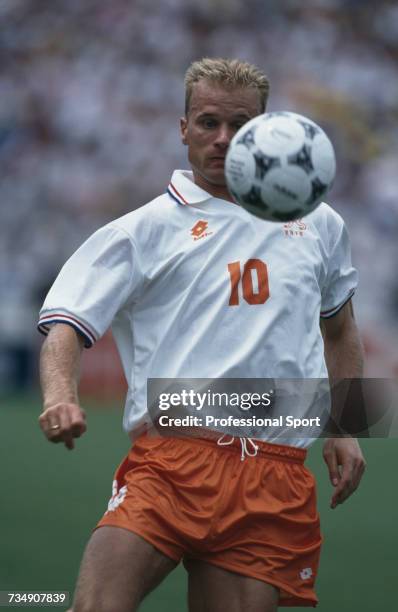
39,403,87,450
322,438,366,509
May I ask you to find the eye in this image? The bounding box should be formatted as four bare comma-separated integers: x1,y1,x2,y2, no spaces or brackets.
201,118,217,129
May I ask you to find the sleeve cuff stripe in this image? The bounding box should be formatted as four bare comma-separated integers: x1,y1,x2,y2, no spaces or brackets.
38,314,97,346
320,289,355,318
38,320,94,348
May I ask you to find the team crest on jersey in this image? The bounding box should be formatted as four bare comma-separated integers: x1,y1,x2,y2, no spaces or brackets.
283,218,308,237
190,220,213,241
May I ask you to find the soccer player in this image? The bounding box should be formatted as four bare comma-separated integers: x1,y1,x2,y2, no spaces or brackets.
38,58,366,612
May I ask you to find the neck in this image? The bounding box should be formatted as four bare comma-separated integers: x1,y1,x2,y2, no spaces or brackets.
192,170,236,203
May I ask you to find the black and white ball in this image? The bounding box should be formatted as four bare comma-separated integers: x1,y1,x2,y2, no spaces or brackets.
225,111,336,222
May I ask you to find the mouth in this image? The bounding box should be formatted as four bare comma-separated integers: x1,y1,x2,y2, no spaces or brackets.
208,156,226,164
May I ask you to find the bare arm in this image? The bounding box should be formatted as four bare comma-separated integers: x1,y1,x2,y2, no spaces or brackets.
39,324,87,450
321,299,364,380
321,300,366,508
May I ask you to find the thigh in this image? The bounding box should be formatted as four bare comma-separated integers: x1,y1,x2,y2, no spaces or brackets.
187,560,279,612
73,526,177,612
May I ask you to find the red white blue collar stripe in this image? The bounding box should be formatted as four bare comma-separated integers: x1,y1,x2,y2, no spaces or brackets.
167,181,190,206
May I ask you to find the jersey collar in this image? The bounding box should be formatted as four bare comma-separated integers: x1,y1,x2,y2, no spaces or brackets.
167,170,212,206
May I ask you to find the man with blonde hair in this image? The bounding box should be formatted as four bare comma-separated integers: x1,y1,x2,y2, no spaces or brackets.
184,57,270,114
39,57,365,611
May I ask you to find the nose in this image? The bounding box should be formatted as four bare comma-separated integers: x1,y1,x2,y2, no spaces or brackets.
214,124,232,149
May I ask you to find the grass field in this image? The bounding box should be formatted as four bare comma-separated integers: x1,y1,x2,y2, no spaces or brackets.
1,393,397,611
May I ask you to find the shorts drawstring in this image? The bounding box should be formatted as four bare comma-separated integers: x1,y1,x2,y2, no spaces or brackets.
217,434,259,461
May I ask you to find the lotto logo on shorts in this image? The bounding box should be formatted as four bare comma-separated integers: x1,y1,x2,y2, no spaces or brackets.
300,567,313,580
190,220,213,241
106,480,128,513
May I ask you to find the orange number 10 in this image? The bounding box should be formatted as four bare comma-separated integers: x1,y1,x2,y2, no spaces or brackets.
228,259,270,306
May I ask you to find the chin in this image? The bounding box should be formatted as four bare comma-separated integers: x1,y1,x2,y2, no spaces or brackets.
204,170,227,186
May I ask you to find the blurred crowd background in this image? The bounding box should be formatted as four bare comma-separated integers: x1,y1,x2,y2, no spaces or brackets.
1,0,398,392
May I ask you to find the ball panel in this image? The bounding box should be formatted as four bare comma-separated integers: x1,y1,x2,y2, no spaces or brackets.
236,126,256,150
255,116,306,157
240,185,265,208
287,143,314,175
260,166,312,214
306,177,328,208
311,134,336,185
253,151,281,180
270,208,304,222
297,119,321,140
225,143,256,196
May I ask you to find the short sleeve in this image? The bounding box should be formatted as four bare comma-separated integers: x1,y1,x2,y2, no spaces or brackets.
38,224,143,347
320,215,358,318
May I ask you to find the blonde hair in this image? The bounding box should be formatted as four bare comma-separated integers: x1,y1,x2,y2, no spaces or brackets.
184,57,270,115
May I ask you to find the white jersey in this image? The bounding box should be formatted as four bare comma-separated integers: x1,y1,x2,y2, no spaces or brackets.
38,170,357,447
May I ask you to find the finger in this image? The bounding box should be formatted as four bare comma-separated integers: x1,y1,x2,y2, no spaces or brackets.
64,435,75,450
57,406,76,450
39,412,52,436
70,407,87,438
353,458,366,487
71,420,86,438
39,408,62,440
346,458,366,494
331,460,355,508
323,448,340,487
332,456,367,508
43,405,73,448
46,419,63,442
60,404,87,449
331,480,351,508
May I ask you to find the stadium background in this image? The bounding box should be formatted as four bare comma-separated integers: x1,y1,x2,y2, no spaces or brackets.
1,0,397,610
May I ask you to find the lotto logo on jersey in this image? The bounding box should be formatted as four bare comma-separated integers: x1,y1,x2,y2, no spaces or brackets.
190,220,213,241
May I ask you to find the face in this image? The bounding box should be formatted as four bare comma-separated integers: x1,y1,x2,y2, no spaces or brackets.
180,79,262,200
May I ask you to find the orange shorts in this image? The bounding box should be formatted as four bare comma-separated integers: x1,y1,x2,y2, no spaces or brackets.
97,433,322,607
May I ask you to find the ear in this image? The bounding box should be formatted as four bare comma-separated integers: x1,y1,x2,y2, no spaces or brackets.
180,116,188,145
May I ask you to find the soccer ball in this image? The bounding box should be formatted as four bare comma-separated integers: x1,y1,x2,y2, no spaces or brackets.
225,111,336,222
